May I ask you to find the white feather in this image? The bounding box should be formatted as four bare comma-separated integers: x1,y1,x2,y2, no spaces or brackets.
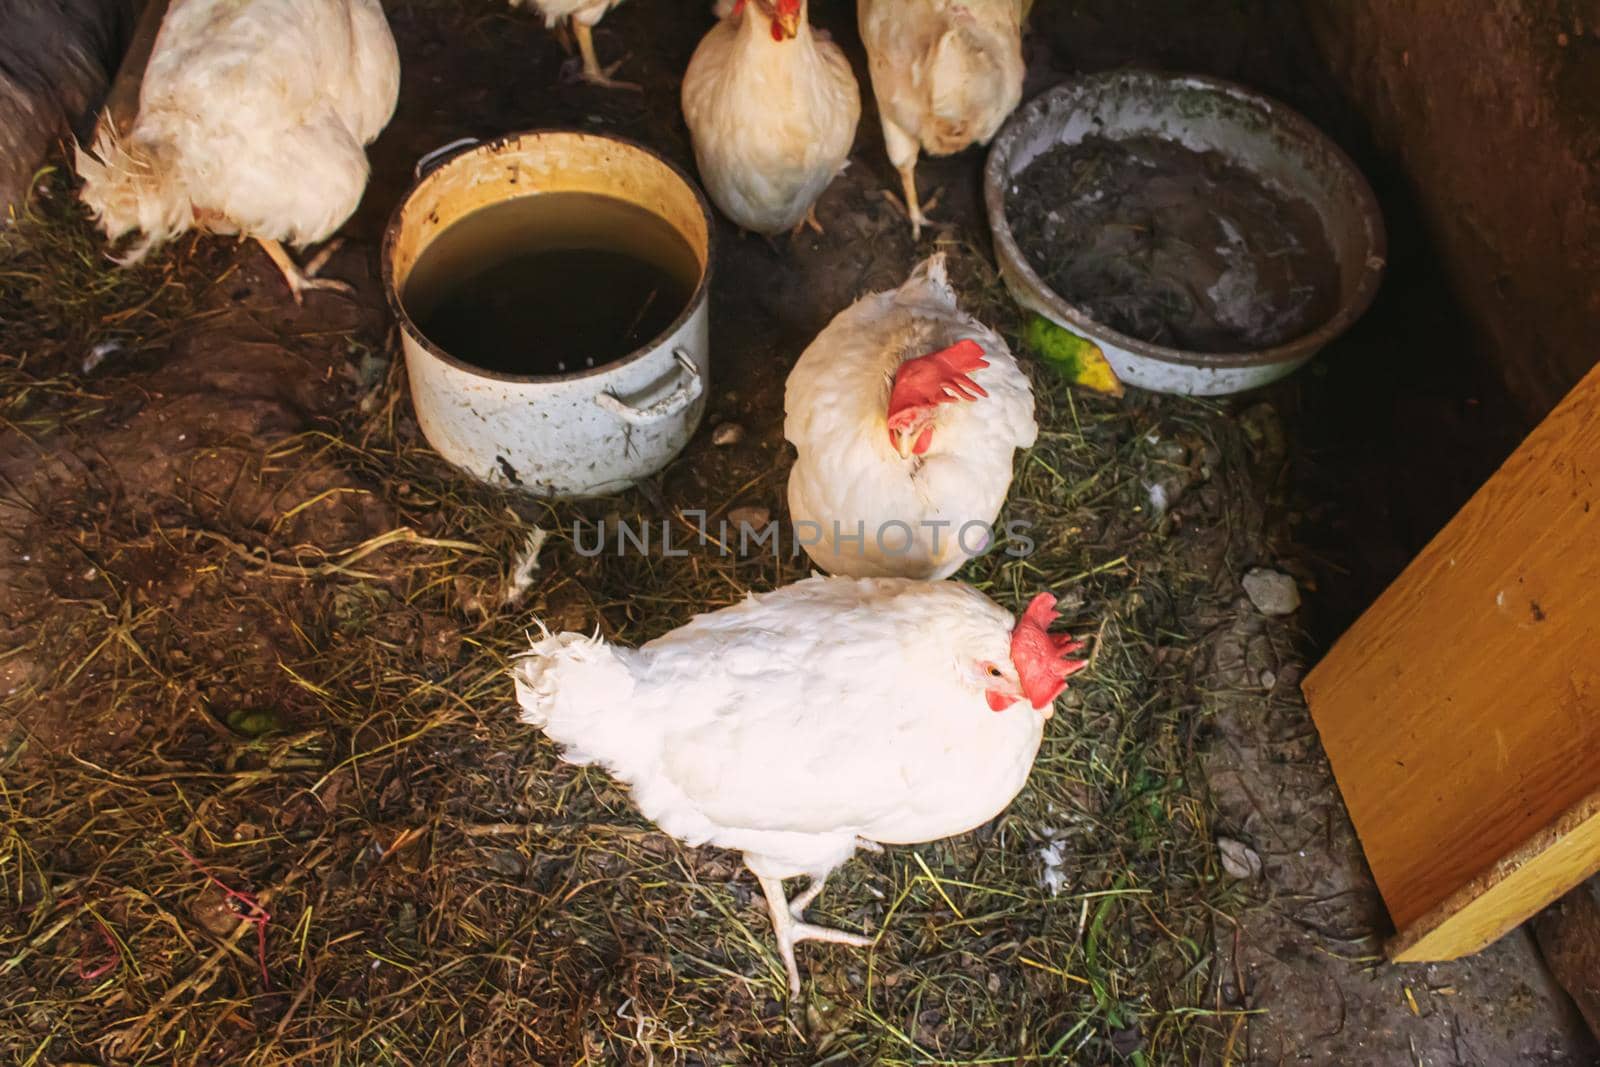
681,0,860,235
858,0,1025,161
74,0,399,257
511,576,1048,879
509,0,622,28
785,253,1038,579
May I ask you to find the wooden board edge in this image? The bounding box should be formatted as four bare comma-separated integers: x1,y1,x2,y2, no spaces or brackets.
96,0,172,141
1388,787,1600,961
1300,359,1600,698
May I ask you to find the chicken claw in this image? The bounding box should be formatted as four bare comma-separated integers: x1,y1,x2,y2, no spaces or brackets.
786,871,832,920
882,177,943,241
755,871,872,997
574,22,641,91
790,205,824,238
256,237,352,306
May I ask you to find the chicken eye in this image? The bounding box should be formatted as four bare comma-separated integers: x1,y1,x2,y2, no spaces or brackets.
987,666,1002,678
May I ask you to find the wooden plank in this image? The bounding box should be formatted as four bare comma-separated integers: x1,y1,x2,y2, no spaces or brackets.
96,0,172,140
1390,789,1600,960
1302,359,1600,959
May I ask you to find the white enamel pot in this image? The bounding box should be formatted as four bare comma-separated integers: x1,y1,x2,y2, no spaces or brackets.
383,130,714,496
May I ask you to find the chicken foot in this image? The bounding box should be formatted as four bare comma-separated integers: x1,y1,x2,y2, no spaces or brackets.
573,21,640,91
790,205,824,238
754,870,872,997
255,237,352,305
880,164,947,241
786,871,832,920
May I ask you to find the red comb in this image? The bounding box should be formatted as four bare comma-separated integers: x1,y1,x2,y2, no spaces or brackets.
887,339,990,437
1010,593,1089,710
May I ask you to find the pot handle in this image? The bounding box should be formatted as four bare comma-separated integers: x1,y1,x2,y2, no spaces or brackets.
414,137,480,180
594,350,704,425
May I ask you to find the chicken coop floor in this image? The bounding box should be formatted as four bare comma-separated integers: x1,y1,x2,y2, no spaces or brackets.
1,1,1595,1063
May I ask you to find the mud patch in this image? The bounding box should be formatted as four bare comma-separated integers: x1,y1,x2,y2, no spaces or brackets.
1008,135,1341,351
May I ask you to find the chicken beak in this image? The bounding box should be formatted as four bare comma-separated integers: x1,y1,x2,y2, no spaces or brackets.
775,9,801,37
893,430,916,460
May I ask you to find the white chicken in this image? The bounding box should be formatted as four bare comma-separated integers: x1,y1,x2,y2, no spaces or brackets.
74,0,399,303
513,575,1090,995
682,0,859,236
509,0,635,91
785,253,1037,580
858,0,1026,238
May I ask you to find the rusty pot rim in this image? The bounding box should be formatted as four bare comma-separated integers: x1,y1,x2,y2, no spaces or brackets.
381,128,717,386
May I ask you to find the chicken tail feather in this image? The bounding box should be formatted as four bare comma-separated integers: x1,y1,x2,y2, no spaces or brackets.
893,252,956,311
924,14,1020,155
511,627,636,766
74,123,192,264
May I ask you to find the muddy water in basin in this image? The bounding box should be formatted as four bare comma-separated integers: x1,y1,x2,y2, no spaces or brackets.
1007,134,1341,353
404,191,700,377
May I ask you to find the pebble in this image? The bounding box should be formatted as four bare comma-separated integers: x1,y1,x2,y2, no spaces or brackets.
712,422,745,446
727,505,769,531
1242,567,1300,616
1218,837,1263,880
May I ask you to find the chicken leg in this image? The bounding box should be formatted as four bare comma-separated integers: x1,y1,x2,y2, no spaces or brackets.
895,163,929,240
879,118,935,239
255,237,352,305
573,20,640,91
753,869,872,997
790,205,824,238
786,870,832,920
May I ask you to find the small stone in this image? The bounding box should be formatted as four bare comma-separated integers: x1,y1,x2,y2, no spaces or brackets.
712,422,745,446
190,886,241,936
488,850,525,879
1218,837,1263,880
1259,669,1278,690
1242,568,1300,616
727,505,770,531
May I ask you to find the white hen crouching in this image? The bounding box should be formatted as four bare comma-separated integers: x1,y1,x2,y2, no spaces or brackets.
513,575,1089,996
682,0,859,236
74,0,399,303
785,253,1037,580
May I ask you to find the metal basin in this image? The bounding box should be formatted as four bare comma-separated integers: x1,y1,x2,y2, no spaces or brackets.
985,71,1386,396
383,130,714,496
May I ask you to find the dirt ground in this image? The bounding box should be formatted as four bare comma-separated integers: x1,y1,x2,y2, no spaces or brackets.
0,0,1595,1063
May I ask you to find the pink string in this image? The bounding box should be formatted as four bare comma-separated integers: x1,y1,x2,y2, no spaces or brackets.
169,838,272,985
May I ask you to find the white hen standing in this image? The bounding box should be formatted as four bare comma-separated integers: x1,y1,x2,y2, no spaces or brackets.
74,0,398,303
682,0,859,236
514,575,1090,996
858,0,1026,237
786,253,1037,580
509,0,635,91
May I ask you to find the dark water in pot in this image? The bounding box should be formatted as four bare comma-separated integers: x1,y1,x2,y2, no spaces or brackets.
404,192,700,376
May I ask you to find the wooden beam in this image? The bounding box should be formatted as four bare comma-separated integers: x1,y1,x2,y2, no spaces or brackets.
1302,359,1600,960
97,0,172,140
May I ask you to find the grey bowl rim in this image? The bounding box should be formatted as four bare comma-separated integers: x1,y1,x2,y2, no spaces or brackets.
983,69,1388,372
381,128,717,386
